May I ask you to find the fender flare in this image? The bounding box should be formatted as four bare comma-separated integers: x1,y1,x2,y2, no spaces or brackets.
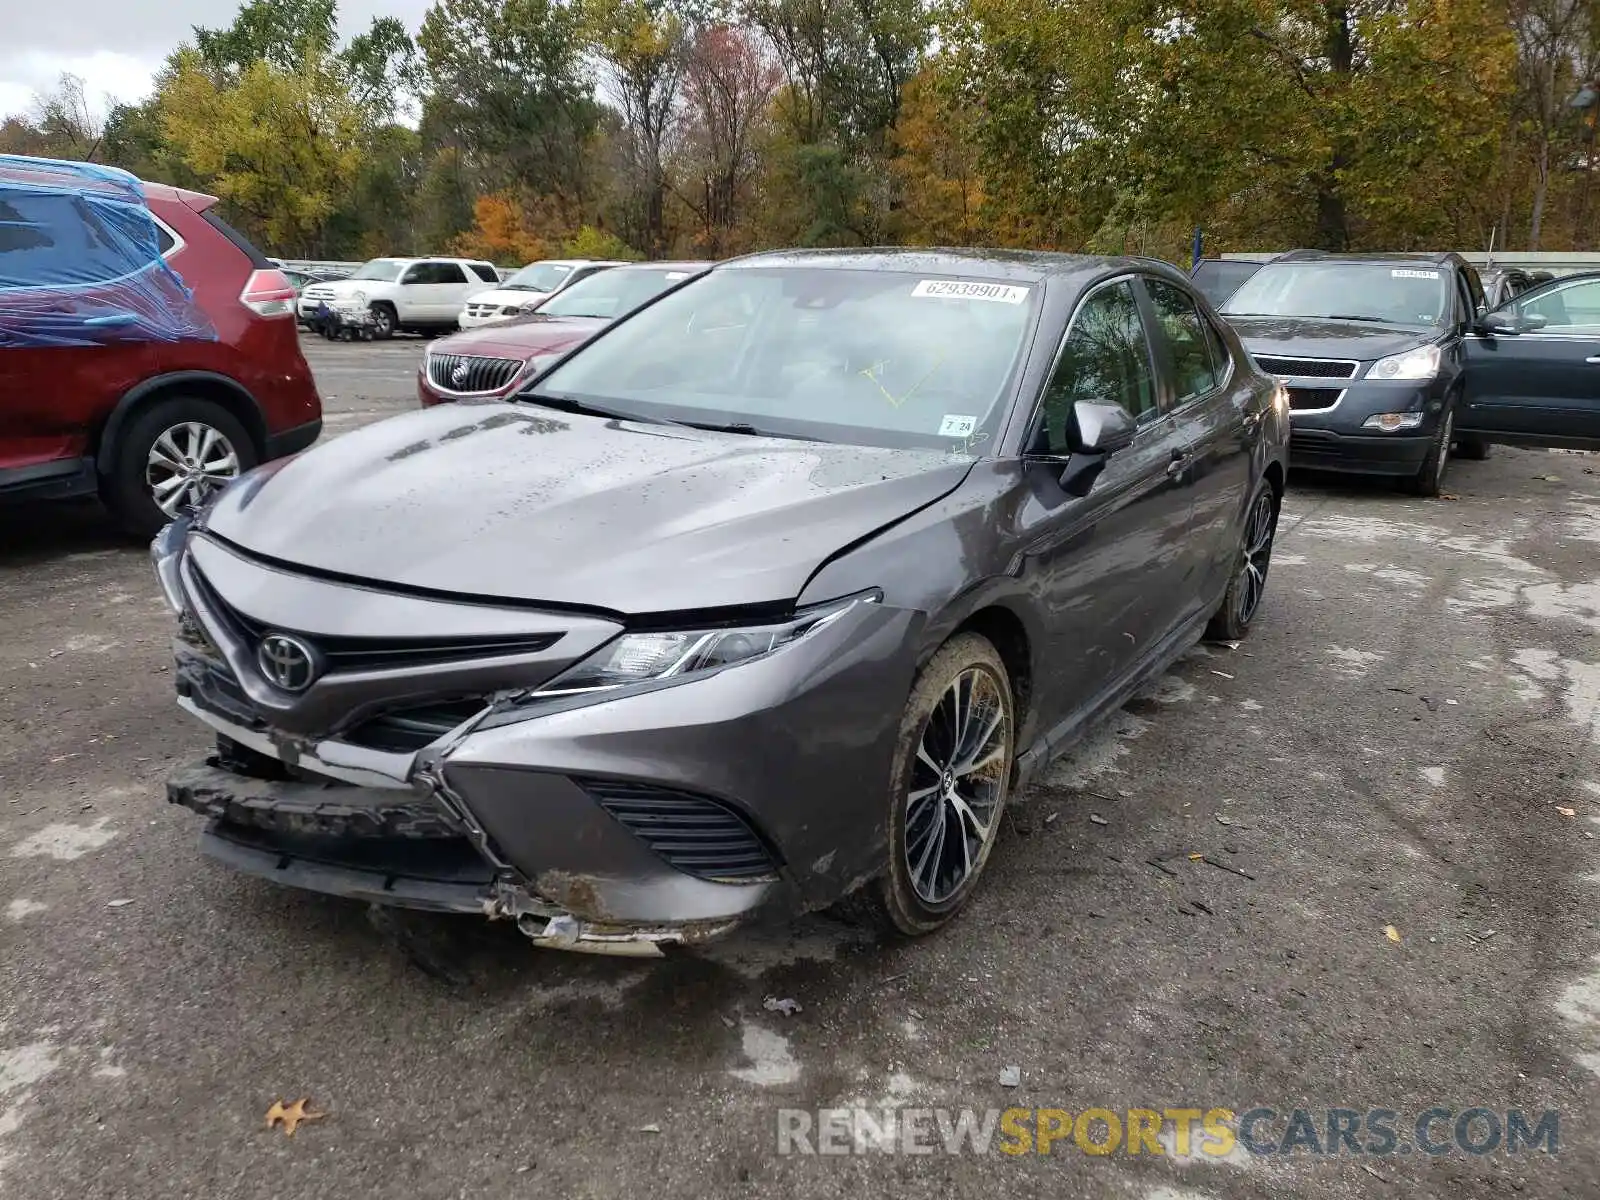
95,372,264,476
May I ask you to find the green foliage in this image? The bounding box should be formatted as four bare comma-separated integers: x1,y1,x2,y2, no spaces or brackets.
562,224,647,258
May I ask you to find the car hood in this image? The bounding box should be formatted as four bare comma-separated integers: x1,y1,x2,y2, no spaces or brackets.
202,403,972,612
1225,315,1438,362
429,315,608,359
469,287,552,309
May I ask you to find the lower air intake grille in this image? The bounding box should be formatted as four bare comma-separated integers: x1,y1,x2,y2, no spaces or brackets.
580,779,779,882
1286,387,1343,411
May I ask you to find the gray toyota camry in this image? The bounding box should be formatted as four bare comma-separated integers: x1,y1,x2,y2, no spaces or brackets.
153,248,1290,954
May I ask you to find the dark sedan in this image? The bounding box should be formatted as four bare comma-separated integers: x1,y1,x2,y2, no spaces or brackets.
152,249,1289,954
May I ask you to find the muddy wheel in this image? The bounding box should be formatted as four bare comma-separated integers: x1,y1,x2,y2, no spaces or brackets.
1403,402,1454,497
1206,480,1278,642
851,632,1015,937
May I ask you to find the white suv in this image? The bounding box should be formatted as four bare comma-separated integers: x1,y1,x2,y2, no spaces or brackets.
458,259,626,329
298,257,500,338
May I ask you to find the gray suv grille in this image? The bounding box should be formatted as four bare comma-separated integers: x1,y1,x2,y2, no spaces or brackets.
427,353,524,395
1253,355,1358,380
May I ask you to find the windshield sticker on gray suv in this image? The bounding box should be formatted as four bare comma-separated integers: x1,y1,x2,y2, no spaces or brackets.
1392,269,1441,279
912,279,1030,304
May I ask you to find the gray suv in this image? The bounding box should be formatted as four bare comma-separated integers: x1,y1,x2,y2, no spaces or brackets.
153,248,1290,954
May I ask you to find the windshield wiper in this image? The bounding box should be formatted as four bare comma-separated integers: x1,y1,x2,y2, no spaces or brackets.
516,391,675,425
680,420,816,441
1324,313,1397,323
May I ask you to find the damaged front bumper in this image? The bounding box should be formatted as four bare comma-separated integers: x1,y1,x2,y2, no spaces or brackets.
158,526,919,956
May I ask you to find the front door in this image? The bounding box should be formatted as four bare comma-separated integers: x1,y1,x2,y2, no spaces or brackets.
1014,278,1197,737
1462,276,1600,449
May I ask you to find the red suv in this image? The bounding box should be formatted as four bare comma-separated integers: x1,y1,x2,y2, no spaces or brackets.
0,155,322,537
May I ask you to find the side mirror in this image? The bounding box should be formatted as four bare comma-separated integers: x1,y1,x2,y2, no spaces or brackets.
1479,311,1546,335
1073,401,1138,455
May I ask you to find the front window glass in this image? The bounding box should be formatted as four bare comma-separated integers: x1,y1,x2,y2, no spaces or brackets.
532,267,1039,452
1036,281,1157,454
1224,262,1449,327
1516,278,1600,329
504,262,574,292
1146,279,1221,402
350,259,405,282
538,266,696,319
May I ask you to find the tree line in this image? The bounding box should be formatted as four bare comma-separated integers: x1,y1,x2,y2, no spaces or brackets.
4,0,1600,266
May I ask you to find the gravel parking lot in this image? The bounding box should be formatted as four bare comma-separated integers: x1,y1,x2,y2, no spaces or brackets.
2,334,1599,1199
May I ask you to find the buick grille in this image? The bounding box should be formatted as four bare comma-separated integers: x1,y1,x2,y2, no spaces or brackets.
427,352,524,395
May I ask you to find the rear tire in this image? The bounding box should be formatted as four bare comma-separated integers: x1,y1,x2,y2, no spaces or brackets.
100,396,257,539
848,633,1015,937
1206,480,1279,642
369,303,396,340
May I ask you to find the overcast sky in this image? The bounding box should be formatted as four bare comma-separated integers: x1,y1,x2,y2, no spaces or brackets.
0,0,433,120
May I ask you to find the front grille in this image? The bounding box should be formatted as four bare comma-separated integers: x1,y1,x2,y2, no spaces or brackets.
342,699,488,753
465,303,503,317
581,779,779,882
1286,387,1344,411
190,565,561,673
1254,356,1357,380
427,352,522,394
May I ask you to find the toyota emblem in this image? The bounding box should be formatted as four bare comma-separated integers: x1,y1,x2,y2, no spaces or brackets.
451,362,469,387
258,633,319,693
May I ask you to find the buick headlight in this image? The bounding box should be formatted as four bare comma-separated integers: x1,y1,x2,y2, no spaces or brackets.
1367,345,1440,381
537,594,876,696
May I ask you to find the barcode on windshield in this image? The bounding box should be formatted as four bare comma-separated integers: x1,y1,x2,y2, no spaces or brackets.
911,280,1030,304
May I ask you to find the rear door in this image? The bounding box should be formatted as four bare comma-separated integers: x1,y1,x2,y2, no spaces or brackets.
1141,276,1256,607
1020,278,1198,721
0,184,159,480
1462,276,1600,448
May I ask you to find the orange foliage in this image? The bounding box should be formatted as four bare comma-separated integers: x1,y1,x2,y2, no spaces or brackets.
450,192,549,263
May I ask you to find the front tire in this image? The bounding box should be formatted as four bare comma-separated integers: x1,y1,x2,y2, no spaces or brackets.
856,633,1015,937
1403,401,1454,496
369,303,397,340
100,396,257,538
1206,479,1278,642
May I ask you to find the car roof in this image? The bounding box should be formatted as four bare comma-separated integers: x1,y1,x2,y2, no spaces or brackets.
1273,249,1467,268
611,260,713,271
718,246,1189,287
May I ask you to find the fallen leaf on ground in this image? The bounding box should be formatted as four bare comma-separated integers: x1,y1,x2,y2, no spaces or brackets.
1438,493,1460,501
1089,813,1108,826
763,996,802,1017
266,1098,325,1136
638,1124,661,1134
106,899,134,908
1187,853,1205,861
1556,806,1576,818
1384,925,1402,944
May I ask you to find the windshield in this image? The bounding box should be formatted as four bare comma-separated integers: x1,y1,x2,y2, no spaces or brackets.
530,267,1038,452
504,262,574,292
537,266,695,319
1223,262,1449,326
350,259,405,282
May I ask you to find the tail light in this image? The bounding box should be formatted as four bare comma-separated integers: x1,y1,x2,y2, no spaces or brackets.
239,269,297,318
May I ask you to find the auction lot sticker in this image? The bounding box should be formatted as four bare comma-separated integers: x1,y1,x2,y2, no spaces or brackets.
912,279,1030,304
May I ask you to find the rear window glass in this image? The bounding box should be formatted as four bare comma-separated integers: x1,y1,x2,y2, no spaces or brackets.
470,263,499,282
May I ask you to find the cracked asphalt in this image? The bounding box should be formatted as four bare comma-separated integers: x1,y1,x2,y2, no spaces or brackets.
2,335,1599,1199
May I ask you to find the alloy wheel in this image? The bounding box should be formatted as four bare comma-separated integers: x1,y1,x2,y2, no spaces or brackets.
1235,489,1276,626
904,665,1011,905
371,306,394,337
145,421,241,517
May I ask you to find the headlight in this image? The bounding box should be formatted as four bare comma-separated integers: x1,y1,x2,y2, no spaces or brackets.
1367,345,1440,381
536,594,875,696
150,518,190,614
502,305,524,315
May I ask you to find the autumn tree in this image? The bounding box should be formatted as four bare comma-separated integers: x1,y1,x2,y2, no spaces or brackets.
675,23,783,252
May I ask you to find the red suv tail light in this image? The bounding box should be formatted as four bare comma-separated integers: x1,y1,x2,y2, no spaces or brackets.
239,269,297,318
